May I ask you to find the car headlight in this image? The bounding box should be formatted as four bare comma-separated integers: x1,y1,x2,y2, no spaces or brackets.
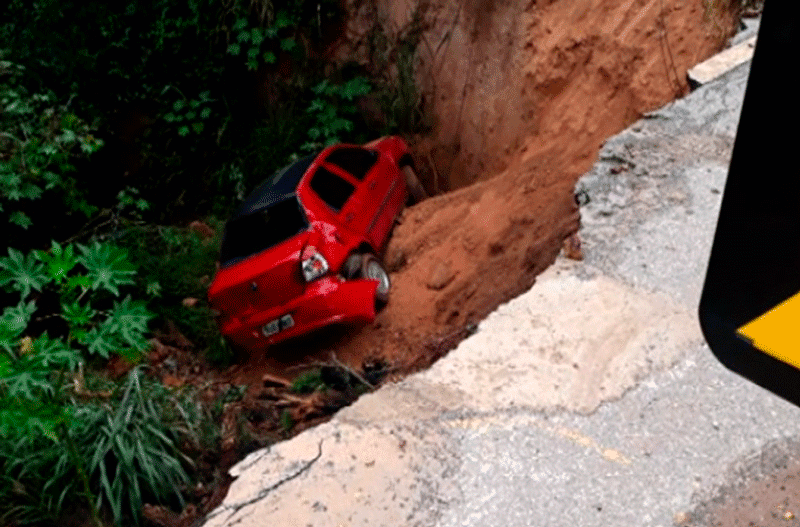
301,247,329,282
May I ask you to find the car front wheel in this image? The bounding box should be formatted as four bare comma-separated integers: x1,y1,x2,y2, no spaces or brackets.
361,254,390,308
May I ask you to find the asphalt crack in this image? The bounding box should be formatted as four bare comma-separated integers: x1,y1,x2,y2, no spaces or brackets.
205,439,325,524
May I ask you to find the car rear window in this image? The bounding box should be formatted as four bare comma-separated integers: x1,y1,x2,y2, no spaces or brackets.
219,197,308,266
309,167,355,212
325,147,377,180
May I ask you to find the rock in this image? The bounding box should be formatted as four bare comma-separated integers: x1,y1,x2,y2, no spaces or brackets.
426,261,456,290
182,297,200,308
562,233,584,260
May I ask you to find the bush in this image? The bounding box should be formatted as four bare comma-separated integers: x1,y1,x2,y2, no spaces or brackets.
0,57,105,248
115,223,234,364
0,241,164,525
0,367,203,526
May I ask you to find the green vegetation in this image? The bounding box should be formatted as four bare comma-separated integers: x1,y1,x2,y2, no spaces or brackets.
1,367,206,526
0,242,155,525
0,0,426,523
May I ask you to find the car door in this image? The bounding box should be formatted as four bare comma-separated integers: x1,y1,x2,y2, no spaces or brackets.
323,146,386,246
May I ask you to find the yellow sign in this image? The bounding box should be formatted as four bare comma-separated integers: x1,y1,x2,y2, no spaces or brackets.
738,291,800,369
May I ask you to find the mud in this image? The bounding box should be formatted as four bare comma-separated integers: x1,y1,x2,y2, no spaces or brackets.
226,0,737,386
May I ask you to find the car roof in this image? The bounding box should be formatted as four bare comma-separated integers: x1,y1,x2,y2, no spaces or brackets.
231,154,317,218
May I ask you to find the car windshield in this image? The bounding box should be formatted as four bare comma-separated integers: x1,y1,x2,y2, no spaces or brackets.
219,197,308,267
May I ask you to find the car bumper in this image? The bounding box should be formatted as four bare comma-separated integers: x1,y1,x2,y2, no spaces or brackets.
218,276,379,350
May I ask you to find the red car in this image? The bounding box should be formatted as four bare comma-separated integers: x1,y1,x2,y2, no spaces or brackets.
208,136,425,351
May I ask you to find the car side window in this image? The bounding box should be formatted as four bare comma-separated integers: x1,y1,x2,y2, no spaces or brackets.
309,167,355,212
325,147,377,181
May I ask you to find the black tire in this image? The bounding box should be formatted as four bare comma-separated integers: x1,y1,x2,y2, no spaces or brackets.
341,253,363,279
402,165,427,204
360,254,390,308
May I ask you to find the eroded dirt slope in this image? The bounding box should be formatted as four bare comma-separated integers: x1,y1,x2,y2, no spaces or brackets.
228,0,737,384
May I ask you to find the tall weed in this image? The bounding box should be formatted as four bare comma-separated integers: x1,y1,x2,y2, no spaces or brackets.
0,367,204,526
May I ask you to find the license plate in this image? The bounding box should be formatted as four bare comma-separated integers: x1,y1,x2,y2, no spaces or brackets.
263,314,294,337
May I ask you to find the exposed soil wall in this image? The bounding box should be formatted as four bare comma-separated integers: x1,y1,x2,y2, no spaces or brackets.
228,0,738,384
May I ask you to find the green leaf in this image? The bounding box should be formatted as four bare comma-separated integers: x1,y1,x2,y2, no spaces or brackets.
307,99,325,113
20,183,43,200
58,129,77,144
164,112,176,122
3,369,51,399
0,354,9,376
172,100,185,112
200,107,211,119
332,117,354,133
43,171,61,189
275,10,294,29
71,198,98,217
145,281,162,298
30,334,80,370
251,28,264,46
38,240,77,284
64,274,92,291
61,301,95,328
342,77,372,100
263,51,276,64
237,30,250,43
312,80,329,95
103,297,152,351
185,110,196,120
39,143,58,156
280,37,296,51
0,301,36,352
178,125,190,136
9,211,33,229
76,242,136,296
79,136,103,154
227,43,241,55
233,18,248,31
247,47,258,59
0,248,49,297
247,59,258,71
78,325,120,358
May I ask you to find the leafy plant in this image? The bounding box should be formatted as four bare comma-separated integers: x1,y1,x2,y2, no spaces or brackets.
303,77,372,152
163,91,214,137
0,241,151,360
115,223,235,364
289,368,327,394
0,240,155,523
75,368,193,525
0,58,103,238
227,13,299,71
0,367,202,526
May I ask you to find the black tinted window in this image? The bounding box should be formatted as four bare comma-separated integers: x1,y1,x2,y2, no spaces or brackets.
220,198,308,266
325,147,377,180
309,167,355,212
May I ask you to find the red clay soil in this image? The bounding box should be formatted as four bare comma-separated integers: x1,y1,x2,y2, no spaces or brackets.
226,0,739,386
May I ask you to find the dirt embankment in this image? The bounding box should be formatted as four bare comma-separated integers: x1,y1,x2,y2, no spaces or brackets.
229,0,738,383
